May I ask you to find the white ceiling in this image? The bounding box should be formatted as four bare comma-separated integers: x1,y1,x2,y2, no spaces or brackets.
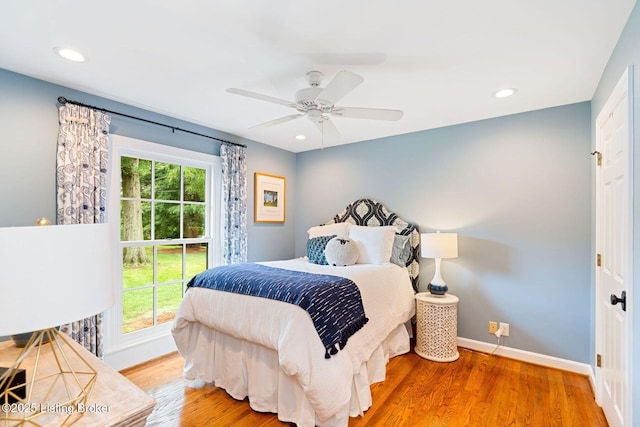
0,1,636,153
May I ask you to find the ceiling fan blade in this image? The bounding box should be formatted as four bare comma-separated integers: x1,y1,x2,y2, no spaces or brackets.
315,70,364,106
332,107,403,121
249,113,306,130
227,88,296,108
313,117,340,139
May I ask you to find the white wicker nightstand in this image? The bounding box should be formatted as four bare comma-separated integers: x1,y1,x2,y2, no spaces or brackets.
414,292,459,362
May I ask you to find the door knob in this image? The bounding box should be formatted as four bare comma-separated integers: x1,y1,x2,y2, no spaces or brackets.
610,291,626,312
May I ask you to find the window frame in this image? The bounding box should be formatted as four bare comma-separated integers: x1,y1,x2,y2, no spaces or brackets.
104,135,222,364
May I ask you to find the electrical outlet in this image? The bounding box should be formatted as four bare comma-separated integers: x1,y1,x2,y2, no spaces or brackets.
489,321,498,334
499,322,510,337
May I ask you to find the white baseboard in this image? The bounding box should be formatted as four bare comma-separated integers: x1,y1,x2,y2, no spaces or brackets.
457,337,593,376
587,365,597,394
104,333,177,371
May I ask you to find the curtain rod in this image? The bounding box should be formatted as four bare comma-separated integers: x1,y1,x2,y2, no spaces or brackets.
57,96,247,148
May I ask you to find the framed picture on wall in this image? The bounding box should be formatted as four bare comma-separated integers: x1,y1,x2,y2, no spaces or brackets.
254,172,286,223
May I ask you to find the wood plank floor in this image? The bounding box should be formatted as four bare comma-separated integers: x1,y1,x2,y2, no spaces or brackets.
120,347,608,427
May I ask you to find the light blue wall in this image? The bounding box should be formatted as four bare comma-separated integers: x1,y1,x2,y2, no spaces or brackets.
296,102,592,362
591,2,639,424
0,68,296,262
0,57,613,370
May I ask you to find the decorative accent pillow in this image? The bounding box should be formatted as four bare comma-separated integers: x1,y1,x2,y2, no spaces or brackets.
324,237,359,266
390,234,411,267
348,225,397,265
307,222,350,239
306,235,337,265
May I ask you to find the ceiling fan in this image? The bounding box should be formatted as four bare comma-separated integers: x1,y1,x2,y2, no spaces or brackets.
226,70,403,138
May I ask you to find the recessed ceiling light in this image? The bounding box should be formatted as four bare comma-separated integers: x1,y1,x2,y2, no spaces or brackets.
494,88,517,98
295,134,307,140
53,47,86,63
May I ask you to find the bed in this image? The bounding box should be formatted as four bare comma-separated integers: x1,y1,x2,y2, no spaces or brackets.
171,199,420,426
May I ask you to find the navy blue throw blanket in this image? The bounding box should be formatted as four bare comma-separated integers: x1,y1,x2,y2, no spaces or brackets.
187,263,368,358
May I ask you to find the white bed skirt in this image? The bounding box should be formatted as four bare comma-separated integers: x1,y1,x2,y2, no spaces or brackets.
179,322,411,427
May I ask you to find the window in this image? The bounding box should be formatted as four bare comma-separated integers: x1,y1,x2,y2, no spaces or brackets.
105,135,221,366
120,158,209,333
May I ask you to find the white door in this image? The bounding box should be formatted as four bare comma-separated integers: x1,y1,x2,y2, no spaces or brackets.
595,67,633,427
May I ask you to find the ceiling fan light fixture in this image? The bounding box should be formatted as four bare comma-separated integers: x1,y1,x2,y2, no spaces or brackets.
306,71,324,87
53,47,86,62
494,88,517,98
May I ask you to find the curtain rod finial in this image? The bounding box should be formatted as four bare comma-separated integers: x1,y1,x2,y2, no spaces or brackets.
57,96,67,105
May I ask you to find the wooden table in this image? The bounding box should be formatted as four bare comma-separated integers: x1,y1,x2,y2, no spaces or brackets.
0,333,155,426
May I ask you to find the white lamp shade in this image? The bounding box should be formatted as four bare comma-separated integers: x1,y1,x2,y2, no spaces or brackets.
421,232,458,259
0,223,114,336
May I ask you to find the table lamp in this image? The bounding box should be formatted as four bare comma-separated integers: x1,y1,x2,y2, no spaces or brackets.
0,222,113,425
420,231,458,295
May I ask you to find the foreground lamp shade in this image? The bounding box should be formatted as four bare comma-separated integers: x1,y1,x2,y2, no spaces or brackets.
0,223,114,336
420,232,458,295
0,223,113,425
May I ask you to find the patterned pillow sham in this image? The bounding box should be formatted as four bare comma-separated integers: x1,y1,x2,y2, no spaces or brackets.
390,234,411,267
306,234,337,265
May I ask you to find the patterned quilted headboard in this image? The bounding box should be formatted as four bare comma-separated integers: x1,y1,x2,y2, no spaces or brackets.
325,199,420,292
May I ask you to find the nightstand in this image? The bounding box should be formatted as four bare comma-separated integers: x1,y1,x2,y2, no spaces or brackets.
414,292,459,362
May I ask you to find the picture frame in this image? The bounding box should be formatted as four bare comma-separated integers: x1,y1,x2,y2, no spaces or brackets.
254,172,286,223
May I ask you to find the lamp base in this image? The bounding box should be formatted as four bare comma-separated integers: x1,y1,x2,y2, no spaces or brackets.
427,283,448,296
11,328,57,348
0,328,97,426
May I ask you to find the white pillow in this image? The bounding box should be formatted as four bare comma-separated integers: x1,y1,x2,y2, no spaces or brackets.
348,225,397,264
307,222,351,239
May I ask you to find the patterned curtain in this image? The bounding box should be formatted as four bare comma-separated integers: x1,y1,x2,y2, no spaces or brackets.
55,103,111,357
220,143,248,264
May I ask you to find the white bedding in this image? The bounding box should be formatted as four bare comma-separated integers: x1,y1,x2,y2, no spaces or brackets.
172,258,416,425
